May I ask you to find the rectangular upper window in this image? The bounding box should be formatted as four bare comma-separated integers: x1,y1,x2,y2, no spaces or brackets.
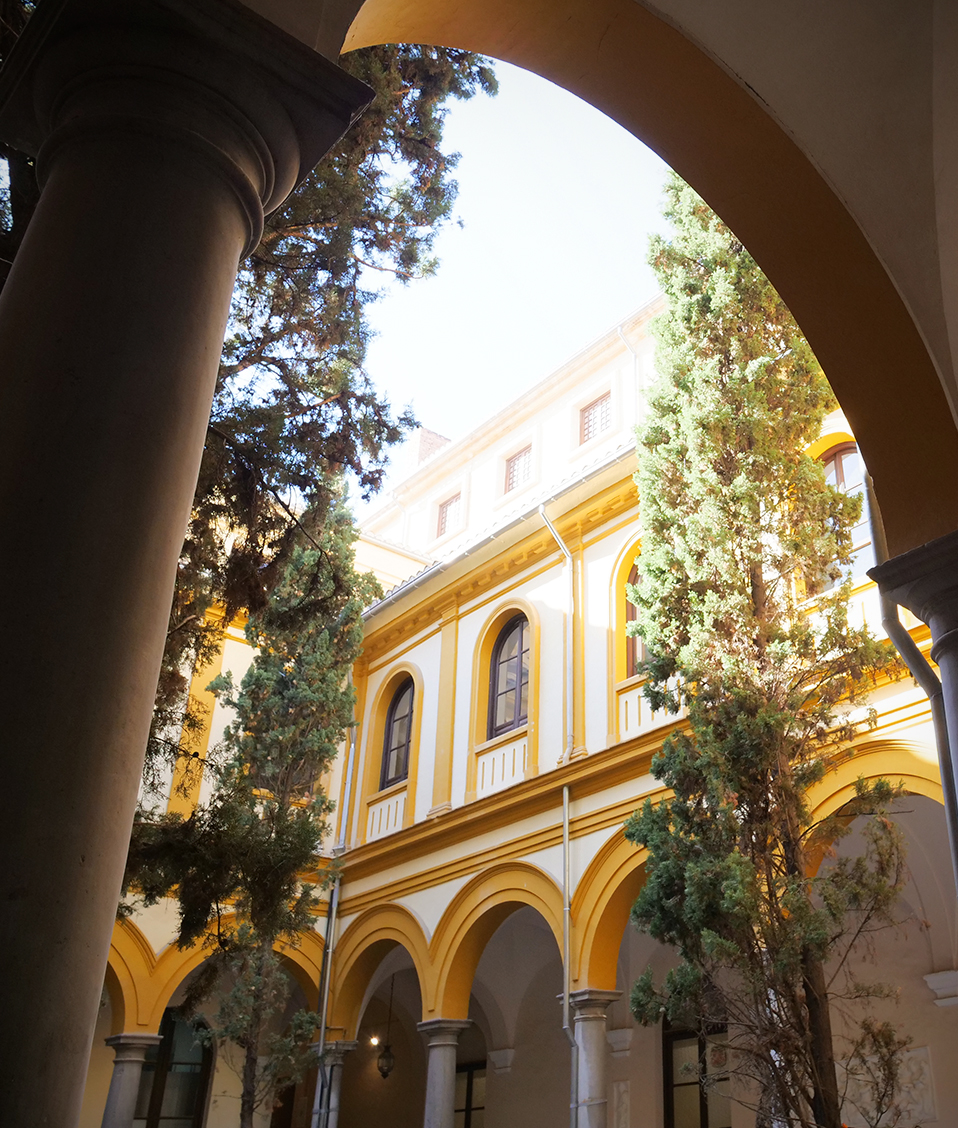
580,392,611,444
505,446,532,493
438,493,461,537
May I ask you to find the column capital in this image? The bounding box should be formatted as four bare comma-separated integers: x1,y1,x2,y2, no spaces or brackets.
0,0,372,253
417,1018,472,1047
569,988,621,1020
870,529,958,640
104,1032,163,1063
321,1039,358,1066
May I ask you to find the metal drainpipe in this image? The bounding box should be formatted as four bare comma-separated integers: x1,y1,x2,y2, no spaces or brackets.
539,505,575,764
540,502,578,1123
563,784,578,1128
865,476,958,899
311,676,358,1127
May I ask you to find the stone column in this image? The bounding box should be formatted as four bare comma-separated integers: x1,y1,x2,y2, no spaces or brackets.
100,1033,163,1128
570,990,621,1128
317,1040,357,1128
871,528,958,863
0,3,370,1126
418,1019,471,1128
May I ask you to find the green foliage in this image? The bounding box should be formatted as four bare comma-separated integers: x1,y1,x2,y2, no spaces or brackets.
139,43,496,792
125,506,377,1125
625,174,907,1128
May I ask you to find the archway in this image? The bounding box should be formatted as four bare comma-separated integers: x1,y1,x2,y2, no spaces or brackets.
342,0,958,558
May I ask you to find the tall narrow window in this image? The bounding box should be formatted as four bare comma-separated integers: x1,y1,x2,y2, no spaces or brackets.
454,1063,487,1127
625,562,646,677
580,392,611,443
133,1009,212,1128
488,615,530,738
504,446,532,493
381,678,414,789
663,1026,731,1128
438,493,461,537
822,442,874,578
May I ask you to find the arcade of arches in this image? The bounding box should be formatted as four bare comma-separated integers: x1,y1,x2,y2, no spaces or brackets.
4,2,958,1127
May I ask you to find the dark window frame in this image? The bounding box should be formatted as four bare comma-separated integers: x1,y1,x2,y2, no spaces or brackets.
134,1008,213,1128
454,1061,487,1128
487,614,530,739
662,1022,730,1128
625,562,646,678
380,678,414,790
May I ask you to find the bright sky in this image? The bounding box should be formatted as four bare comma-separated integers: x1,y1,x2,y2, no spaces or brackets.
362,59,672,449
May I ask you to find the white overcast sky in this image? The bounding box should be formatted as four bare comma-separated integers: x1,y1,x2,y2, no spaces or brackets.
361,59,672,448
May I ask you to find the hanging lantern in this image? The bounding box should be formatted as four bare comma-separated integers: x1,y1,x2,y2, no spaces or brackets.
377,1043,395,1079
378,975,396,1079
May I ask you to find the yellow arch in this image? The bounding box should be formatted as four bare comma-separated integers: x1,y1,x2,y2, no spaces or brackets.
330,904,432,1039
107,913,326,1033
345,0,958,558
430,861,562,1020
571,828,647,992
809,740,943,824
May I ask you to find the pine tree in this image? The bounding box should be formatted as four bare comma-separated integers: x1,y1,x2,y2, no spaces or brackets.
625,174,907,1128
125,501,378,1127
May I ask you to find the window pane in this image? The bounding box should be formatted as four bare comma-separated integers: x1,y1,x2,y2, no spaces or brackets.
672,1037,700,1075
454,1114,466,1128
471,1111,485,1128
672,1085,702,1128
159,1070,203,1117
519,677,528,721
496,688,515,729
454,1072,468,1108
471,1071,486,1107
707,1086,733,1128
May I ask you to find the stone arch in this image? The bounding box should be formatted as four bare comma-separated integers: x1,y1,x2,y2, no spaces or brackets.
106,918,158,1034
430,861,562,1020
330,904,432,1039
572,827,647,992
343,0,958,558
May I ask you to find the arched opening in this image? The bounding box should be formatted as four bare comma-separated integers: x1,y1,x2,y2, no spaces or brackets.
343,0,958,557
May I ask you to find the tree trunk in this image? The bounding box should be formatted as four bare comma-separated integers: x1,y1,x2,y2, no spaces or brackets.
240,1035,258,1128
802,948,843,1128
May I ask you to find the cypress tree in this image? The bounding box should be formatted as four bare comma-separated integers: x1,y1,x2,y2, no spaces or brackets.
626,174,907,1128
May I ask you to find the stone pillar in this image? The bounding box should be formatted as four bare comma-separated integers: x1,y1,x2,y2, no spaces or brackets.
871,529,958,860
317,1040,357,1128
100,1033,163,1128
418,1019,471,1128
571,990,621,1128
0,3,370,1126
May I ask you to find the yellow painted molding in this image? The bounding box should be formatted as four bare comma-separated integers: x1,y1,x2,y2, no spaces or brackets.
358,662,425,840
331,904,432,1038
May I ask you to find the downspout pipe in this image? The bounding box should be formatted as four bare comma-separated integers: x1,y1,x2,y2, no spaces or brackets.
866,475,958,899
539,505,575,765
311,675,357,1127
563,784,578,1128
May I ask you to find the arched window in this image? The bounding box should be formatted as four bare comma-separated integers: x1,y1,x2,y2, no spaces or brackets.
822,442,874,577
380,678,414,790
133,1008,212,1128
488,614,530,738
625,562,645,678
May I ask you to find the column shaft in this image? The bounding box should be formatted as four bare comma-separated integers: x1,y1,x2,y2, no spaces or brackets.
101,1034,163,1128
571,990,620,1128
0,4,370,1126
418,1019,471,1128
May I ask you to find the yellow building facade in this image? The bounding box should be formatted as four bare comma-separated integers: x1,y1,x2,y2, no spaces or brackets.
82,303,958,1128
